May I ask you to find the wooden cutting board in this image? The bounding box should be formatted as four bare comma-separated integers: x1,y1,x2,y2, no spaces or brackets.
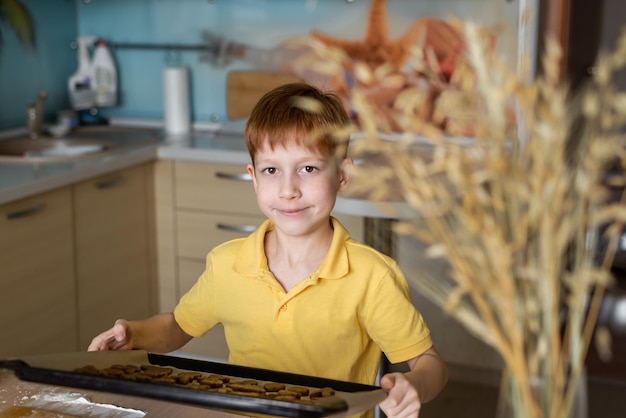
226,71,300,120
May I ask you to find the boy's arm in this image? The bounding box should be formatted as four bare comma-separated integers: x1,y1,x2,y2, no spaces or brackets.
88,313,193,353
378,346,448,417
129,313,194,352
403,346,448,402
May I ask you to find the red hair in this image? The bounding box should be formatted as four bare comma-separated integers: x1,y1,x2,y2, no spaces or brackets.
245,83,351,164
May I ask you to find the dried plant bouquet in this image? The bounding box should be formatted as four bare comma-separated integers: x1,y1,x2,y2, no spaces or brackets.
299,20,626,418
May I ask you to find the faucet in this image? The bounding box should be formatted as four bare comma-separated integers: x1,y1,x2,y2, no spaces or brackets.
26,90,48,139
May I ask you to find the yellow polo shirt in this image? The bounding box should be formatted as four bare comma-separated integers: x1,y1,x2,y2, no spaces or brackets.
174,217,432,385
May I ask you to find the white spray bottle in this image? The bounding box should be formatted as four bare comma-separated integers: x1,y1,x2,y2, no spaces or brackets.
68,36,97,110
92,38,118,107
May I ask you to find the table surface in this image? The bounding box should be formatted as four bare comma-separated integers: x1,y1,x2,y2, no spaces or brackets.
0,369,249,418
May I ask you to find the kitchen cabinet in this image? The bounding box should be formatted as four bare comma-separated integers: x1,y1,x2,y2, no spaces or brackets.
173,160,265,360
0,163,157,356
74,164,156,349
154,159,364,360
0,187,77,358
175,160,266,257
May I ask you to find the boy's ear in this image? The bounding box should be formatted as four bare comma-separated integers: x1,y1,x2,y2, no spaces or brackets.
338,158,353,191
247,164,258,192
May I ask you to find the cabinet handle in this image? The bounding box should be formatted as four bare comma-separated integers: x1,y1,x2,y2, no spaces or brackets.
95,176,126,189
5,202,45,220
215,172,252,181
216,223,257,233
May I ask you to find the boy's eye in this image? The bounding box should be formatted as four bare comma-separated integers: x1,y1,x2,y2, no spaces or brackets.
262,167,277,175
303,166,317,173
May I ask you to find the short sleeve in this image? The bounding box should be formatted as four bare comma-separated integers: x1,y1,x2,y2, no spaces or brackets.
173,254,219,337
362,260,433,363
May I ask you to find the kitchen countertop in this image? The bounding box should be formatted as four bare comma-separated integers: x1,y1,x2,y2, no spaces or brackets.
0,122,417,219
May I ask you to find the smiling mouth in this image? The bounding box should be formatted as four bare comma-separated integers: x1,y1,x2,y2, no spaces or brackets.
278,207,307,216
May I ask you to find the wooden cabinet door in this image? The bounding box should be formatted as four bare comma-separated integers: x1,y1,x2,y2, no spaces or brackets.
176,211,265,260
175,161,261,215
74,165,154,349
0,187,77,357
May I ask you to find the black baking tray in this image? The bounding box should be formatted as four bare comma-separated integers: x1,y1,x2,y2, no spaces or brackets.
0,351,382,418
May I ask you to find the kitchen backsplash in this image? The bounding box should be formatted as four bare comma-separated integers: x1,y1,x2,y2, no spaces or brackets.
0,0,521,130
0,0,75,129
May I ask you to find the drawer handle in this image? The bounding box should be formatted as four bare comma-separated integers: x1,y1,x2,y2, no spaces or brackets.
96,176,126,189
217,223,257,233
215,172,252,182
5,202,45,220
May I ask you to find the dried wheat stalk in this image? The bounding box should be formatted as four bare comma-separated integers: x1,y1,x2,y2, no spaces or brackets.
303,20,626,418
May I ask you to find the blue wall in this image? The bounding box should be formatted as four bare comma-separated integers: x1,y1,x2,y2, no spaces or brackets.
0,0,76,129
0,0,519,130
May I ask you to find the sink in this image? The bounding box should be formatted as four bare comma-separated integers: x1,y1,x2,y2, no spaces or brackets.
0,126,161,163
0,138,109,158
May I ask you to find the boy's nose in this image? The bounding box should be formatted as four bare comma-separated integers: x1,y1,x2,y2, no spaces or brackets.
279,175,301,199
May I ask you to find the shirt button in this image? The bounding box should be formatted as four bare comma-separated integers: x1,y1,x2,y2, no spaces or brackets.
280,305,287,312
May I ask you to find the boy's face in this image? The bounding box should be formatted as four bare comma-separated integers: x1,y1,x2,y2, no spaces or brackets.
247,141,352,238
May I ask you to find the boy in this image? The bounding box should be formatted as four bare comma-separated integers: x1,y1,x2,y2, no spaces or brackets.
89,83,448,418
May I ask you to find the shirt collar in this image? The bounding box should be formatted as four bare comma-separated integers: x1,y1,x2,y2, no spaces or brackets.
233,217,351,280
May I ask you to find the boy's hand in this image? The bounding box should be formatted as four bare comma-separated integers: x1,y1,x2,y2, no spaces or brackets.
87,319,133,351
378,372,421,418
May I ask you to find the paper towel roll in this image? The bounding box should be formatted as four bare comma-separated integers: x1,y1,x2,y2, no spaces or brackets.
162,67,191,135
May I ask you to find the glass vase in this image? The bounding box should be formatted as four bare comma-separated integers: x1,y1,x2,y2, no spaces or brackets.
495,368,588,418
